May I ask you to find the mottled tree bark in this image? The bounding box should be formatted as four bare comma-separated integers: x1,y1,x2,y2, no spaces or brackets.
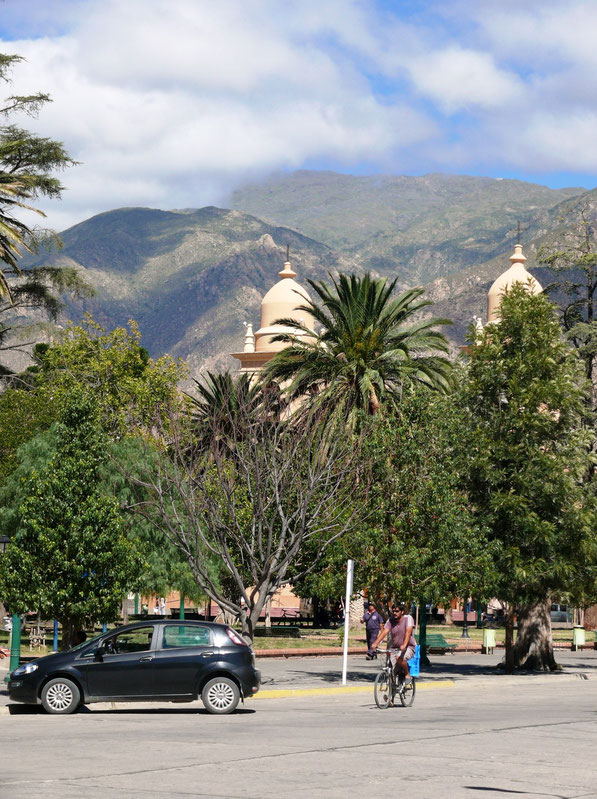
264,597,272,629
513,599,559,671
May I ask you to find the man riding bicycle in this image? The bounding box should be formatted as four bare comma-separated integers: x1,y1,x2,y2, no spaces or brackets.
371,603,416,685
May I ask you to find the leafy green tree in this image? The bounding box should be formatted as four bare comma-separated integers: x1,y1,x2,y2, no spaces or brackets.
0,380,58,483
34,317,183,434
0,317,184,480
359,392,492,608
0,424,207,616
0,320,186,615
292,391,492,615
462,284,597,672
0,393,144,648
264,273,453,425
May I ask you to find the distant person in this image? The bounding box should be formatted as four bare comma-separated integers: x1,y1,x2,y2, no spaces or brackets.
159,597,166,616
361,602,384,660
372,603,416,685
154,597,160,615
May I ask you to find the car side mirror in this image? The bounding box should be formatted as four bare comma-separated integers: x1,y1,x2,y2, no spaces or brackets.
94,645,105,662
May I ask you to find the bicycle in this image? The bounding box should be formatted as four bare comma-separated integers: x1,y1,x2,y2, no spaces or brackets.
373,647,418,708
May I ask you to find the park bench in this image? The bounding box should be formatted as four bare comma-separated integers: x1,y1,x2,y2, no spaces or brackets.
424,633,457,655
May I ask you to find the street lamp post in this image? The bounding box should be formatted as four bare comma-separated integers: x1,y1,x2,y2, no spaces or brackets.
460,594,470,639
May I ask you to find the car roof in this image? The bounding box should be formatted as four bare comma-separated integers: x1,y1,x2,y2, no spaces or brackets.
105,620,229,633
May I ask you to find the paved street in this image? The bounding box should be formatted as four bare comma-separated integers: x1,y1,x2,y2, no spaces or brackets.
1,651,597,799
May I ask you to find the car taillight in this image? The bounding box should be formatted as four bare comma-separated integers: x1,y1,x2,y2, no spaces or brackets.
226,627,248,646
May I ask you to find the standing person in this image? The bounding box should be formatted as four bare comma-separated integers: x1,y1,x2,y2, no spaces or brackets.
361,602,384,660
159,597,166,616
372,603,416,684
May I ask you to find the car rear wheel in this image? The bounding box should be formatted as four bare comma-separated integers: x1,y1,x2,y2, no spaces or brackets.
201,677,240,714
41,677,80,715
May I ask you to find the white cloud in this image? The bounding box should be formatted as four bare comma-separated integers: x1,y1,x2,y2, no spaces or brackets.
3,1,442,229
408,47,522,112
3,0,597,231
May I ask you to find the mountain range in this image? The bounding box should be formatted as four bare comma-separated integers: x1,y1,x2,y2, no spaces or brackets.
19,171,593,378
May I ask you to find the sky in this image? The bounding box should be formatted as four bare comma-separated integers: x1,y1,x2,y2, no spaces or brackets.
2,0,597,231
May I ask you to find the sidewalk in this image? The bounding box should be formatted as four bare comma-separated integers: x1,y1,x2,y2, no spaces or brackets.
1,649,595,712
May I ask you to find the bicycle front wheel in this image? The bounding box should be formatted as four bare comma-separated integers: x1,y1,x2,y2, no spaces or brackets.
399,677,416,707
374,670,394,709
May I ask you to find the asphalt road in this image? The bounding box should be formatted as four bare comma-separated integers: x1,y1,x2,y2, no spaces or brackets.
1,672,596,799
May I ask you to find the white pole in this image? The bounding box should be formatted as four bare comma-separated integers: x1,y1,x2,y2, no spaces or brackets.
341,559,354,686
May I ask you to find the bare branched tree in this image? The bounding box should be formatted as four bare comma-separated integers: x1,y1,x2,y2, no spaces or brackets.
124,394,367,642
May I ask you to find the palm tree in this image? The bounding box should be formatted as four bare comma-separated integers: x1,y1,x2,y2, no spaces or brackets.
264,272,453,422
187,371,266,451
0,175,33,299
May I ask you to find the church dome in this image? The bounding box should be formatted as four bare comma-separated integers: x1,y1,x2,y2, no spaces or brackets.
254,260,315,352
487,244,542,324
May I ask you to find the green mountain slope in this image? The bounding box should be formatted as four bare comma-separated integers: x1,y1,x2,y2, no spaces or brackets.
14,172,594,378
230,171,582,285
24,205,359,376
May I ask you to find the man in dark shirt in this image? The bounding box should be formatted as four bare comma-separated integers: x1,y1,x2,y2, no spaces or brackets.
361,602,384,660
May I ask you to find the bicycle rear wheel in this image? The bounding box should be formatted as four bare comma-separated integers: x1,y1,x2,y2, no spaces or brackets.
399,677,416,707
374,670,394,709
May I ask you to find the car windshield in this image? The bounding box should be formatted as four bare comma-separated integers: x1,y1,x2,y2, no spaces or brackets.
69,632,104,652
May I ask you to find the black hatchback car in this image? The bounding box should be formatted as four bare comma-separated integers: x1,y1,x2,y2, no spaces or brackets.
8,620,261,715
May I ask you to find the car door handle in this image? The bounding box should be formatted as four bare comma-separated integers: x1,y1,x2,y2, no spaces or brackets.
200,651,215,658
139,656,153,662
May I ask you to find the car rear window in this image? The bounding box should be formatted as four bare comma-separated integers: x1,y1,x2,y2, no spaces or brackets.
163,625,211,648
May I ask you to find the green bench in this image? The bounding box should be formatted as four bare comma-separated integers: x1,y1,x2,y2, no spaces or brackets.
424,633,457,654
253,626,301,639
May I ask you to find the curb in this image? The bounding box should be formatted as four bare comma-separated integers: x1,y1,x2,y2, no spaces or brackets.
254,679,455,700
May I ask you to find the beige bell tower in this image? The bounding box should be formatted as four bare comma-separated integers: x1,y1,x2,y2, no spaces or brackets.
487,243,542,324
232,250,315,374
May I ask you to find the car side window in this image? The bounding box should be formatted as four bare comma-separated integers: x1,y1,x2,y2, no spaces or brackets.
105,627,155,655
162,625,211,648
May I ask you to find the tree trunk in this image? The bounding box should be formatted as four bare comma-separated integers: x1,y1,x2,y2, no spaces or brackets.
240,605,260,645
512,599,559,671
313,596,320,627
504,605,515,674
264,598,272,629
61,618,75,651
122,598,129,625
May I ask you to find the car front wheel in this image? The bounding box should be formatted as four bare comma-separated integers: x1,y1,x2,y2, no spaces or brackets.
41,677,80,715
201,677,240,714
